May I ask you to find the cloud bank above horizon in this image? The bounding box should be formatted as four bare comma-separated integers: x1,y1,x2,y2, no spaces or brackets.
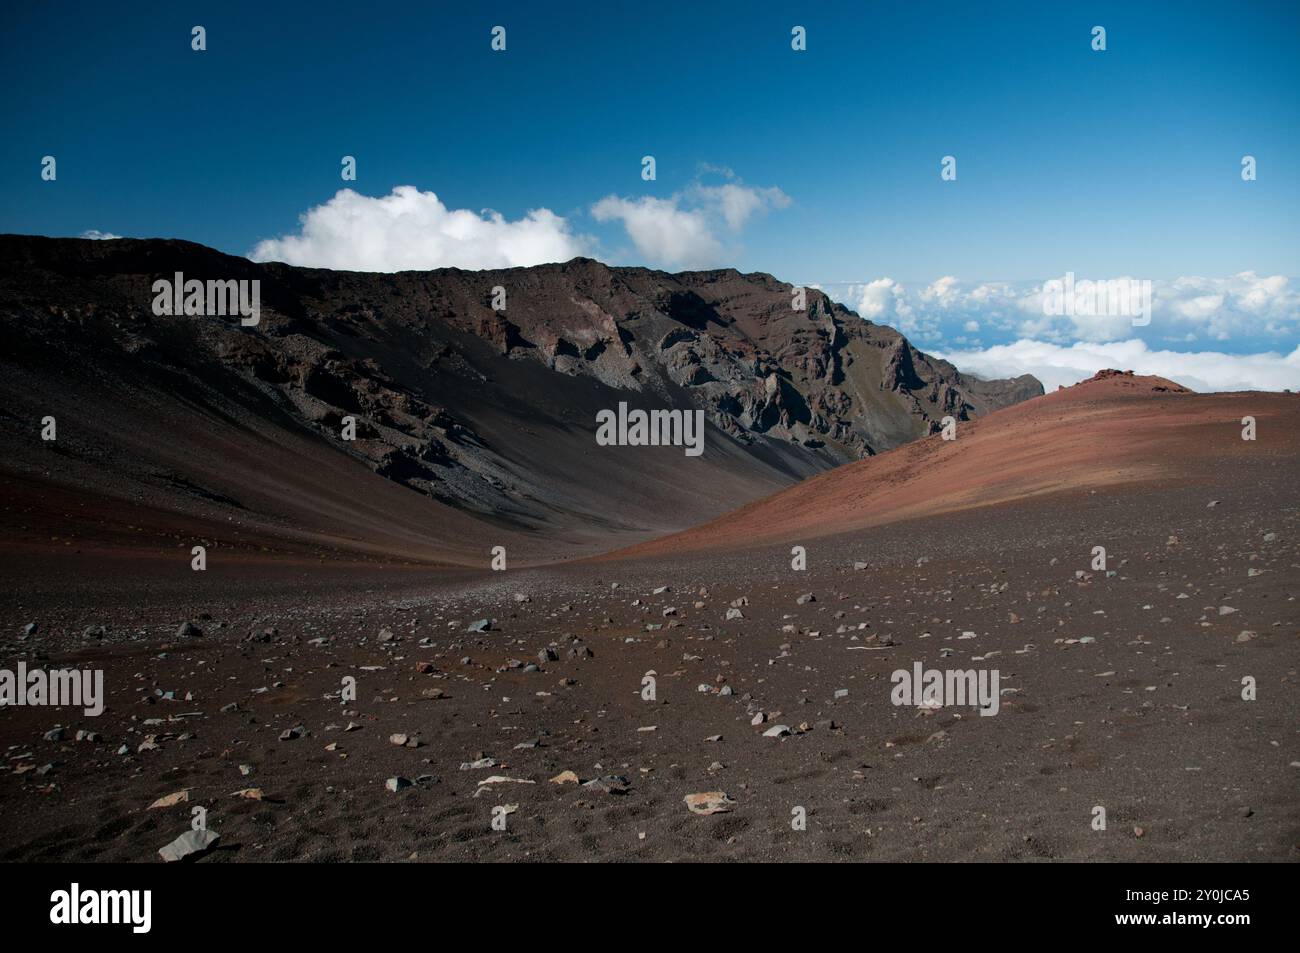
825,273,1299,346
823,273,1300,392
932,338,1300,393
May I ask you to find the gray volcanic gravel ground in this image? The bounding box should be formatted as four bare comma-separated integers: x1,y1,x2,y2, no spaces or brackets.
0,482,1296,862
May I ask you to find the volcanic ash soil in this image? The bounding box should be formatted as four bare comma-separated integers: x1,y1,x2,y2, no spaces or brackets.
1,473,1296,862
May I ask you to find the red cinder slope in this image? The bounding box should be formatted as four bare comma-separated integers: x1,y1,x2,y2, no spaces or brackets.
609,371,1298,558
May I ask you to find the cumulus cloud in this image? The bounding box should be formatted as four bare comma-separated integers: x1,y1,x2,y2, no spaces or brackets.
921,275,962,307
591,178,789,270
80,229,120,240
932,339,1300,393
249,186,589,272
853,277,912,321
590,195,724,270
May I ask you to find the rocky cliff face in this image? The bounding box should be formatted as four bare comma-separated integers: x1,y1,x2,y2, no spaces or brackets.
0,235,1041,549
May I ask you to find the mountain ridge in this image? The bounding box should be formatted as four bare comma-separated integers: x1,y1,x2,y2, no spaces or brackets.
0,234,1042,563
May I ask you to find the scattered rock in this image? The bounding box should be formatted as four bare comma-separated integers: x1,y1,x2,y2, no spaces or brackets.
147,790,190,810
583,775,631,795
476,775,535,787
158,829,219,862
684,791,735,815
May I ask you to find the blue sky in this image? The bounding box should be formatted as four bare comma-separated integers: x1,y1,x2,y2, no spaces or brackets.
3,1,1298,389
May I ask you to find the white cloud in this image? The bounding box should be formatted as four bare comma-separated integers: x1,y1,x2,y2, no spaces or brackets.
249,186,589,272
933,338,1300,393
853,277,911,320
921,275,961,307
248,177,790,274
81,230,120,240
591,179,789,270
693,182,791,231
591,195,723,270
830,272,1300,345
839,277,931,337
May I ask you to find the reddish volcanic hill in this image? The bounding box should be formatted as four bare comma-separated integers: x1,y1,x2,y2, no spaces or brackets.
610,371,1299,557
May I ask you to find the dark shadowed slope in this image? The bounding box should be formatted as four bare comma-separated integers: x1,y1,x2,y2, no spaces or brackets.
0,235,1040,567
